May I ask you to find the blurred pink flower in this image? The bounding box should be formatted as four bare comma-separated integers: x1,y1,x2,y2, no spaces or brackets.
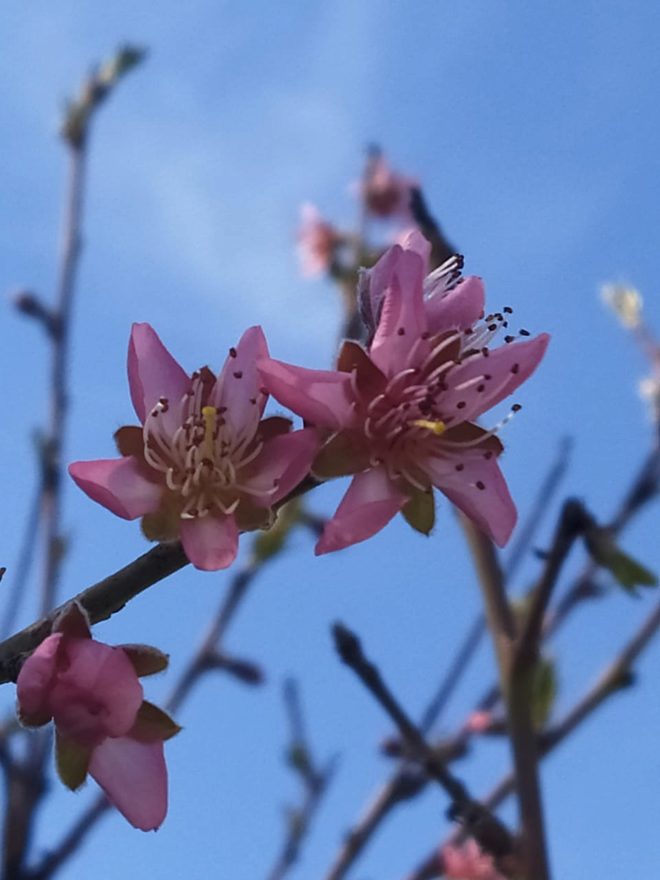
297,202,340,277
259,231,549,554
441,840,505,879
17,605,175,831
69,324,317,571
464,710,495,734
361,153,416,219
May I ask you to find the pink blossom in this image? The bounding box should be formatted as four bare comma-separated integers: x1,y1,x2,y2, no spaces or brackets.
259,232,549,553
16,605,175,831
69,324,317,571
441,840,505,879
360,152,416,219
297,202,340,277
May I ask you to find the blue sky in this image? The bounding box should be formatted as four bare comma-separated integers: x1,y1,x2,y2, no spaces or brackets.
2,2,660,878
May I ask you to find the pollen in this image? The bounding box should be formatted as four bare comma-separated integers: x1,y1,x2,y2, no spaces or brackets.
410,418,447,436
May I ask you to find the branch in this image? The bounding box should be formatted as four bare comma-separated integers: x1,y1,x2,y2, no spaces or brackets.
332,623,515,863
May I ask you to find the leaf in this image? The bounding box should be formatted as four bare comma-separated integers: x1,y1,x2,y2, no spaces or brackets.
530,656,557,730
251,500,300,563
312,432,370,479
120,644,169,677
401,488,435,536
129,701,182,743
585,527,658,594
55,732,91,791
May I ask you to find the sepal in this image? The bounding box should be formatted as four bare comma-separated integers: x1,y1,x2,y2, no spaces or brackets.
56,731,91,791
120,645,169,677
129,701,181,743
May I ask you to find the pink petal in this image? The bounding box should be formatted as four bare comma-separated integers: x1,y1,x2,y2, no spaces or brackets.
258,358,355,430
425,454,517,547
425,276,485,333
211,326,269,433
397,228,432,263
128,323,190,424
316,467,407,555
69,458,162,520
441,333,550,424
16,633,63,724
60,641,143,737
370,249,428,375
89,736,167,831
240,428,318,506
179,514,239,570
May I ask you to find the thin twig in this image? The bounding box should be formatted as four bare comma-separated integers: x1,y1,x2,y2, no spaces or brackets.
332,623,515,862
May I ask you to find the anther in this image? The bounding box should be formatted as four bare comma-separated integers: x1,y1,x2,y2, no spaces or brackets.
504,335,515,344
503,306,513,314
477,384,486,392
229,346,237,357
511,403,522,412
519,328,530,336
457,401,466,409
455,463,465,471
476,481,486,490
233,371,243,379
397,327,405,336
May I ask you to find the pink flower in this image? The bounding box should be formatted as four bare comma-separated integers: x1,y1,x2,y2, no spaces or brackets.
297,203,340,277
16,603,177,831
441,840,505,879
259,232,549,553
69,324,317,571
360,152,416,219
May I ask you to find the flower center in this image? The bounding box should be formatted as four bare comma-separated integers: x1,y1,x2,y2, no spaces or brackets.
142,372,264,519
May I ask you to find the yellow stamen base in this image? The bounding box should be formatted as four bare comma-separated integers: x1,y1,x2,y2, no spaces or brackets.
410,419,447,436
201,405,218,459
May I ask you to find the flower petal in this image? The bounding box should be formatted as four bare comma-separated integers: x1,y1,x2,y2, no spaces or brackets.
370,249,428,375
128,323,190,424
240,428,318,506
179,514,239,570
89,736,167,831
16,633,63,726
211,326,269,434
68,458,162,520
425,276,485,334
316,467,407,554
426,454,517,547
441,333,550,424
258,358,355,430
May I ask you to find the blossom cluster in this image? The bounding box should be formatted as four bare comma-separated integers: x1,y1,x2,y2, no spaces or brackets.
17,229,547,833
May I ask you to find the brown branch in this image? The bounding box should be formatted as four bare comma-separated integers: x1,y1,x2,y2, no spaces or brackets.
407,597,660,880
332,623,515,863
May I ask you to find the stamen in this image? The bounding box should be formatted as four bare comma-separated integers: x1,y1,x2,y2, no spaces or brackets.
410,419,447,436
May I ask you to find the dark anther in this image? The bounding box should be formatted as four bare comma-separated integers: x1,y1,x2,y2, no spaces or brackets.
229,346,237,357
488,323,498,332
504,335,515,343
481,348,490,357
421,331,430,340
512,403,522,412
455,463,465,471
511,363,520,374
484,450,494,460
249,397,257,405
457,401,466,409
476,384,485,392
503,306,513,314
233,370,243,379
476,480,486,490
484,374,492,380
519,328,530,336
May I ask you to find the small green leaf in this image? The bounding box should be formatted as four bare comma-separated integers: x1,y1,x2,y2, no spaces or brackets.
129,701,182,743
55,732,91,791
530,656,557,730
401,488,435,536
586,528,658,594
120,644,169,677
251,500,300,563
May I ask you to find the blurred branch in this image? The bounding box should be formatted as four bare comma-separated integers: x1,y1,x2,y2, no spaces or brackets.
265,680,338,880
408,596,660,880
409,188,456,268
